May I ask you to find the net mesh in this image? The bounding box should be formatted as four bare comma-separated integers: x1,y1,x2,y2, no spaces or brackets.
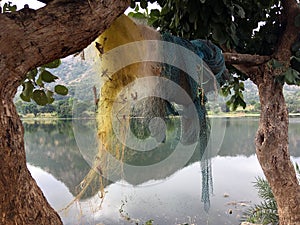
77,15,228,212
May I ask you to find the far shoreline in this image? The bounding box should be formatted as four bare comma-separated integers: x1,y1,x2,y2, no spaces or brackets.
19,112,300,121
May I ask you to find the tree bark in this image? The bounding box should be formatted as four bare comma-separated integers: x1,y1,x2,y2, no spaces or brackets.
227,1,300,223
0,86,62,224
254,64,300,225
0,0,130,224
253,1,300,224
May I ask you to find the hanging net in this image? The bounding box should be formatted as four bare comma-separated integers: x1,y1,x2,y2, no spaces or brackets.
73,14,229,212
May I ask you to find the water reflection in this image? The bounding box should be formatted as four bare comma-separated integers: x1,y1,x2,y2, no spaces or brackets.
24,117,300,225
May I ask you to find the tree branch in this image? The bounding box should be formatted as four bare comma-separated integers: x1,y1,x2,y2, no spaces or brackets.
0,0,130,95
223,52,271,66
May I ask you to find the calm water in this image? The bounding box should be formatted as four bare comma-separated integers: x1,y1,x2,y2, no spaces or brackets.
24,117,300,225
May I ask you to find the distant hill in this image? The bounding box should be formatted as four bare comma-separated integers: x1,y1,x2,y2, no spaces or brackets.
14,55,300,115
48,56,93,86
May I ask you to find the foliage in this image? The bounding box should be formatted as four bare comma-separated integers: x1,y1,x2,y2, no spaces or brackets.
16,98,73,118
0,1,16,13
128,3,160,26
243,177,278,225
1,2,67,106
130,0,300,110
221,76,246,110
131,0,278,49
243,163,300,224
20,59,68,106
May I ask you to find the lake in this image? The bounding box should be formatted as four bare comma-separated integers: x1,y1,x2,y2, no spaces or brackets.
24,117,300,225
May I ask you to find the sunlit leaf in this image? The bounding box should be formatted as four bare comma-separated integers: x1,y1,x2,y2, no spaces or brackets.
26,68,38,80
20,93,31,102
42,59,61,69
3,2,17,12
46,90,55,104
134,3,139,12
32,90,48,106
22,81,34,97
128,12,146,19
54,85,68,96
36,74,43,87
41,70,58,83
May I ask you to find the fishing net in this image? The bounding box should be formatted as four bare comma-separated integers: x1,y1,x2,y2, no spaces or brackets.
73,14,229,212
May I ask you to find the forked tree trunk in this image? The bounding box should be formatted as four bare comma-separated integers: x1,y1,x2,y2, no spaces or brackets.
255,65,300,224
0,0,130,224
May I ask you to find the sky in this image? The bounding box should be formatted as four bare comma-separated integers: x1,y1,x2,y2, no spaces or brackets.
1,0,45,10
1,0,159,11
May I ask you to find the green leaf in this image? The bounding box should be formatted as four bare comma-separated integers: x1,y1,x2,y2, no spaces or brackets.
130,1,135,9
239,96,247,109
212,24,227,44
41,70,58,83
20,93,31,102
3,2,17,12
54,85,68,96
150,9,160,17
268,59,283,69
26,68,38,80
134,4,139,12
46,90,55,104
128,12,146,19
140,0,147,9
36,74,44,87
183,22,190,32
32,90,48,106
42,59,61,69
220,86,229,97
22,81,34,97
295,14,300,27
148,17,158,26
239,82,245,91
283,68,300,84
160,6,169,16
233,4,245,18
174,14,179,27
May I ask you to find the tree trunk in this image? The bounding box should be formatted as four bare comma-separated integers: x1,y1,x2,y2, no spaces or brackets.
255,65,300,224
0,0,130,224
0,89,62,224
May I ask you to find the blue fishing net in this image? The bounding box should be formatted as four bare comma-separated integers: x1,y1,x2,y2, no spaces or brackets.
161,33,228,212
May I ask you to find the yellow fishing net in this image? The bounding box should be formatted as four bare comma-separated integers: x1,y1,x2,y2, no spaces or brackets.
76,15,165,197
74,14,228,212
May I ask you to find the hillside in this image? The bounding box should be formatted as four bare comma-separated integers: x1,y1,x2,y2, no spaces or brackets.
14,56,300,117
